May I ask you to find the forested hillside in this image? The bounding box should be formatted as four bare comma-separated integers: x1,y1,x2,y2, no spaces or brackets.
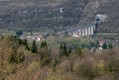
0,0,119,33
0,35,119,80
0,0,89,32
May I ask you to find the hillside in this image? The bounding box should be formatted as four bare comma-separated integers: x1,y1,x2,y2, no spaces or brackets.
80,0,119,33
0,35,119,80
0,0,89,32
0,0,119,33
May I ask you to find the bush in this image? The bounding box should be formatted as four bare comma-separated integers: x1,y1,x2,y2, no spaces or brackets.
10,53,25,64
73,55,98,79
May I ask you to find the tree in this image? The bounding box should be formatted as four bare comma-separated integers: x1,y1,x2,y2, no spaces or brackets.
16,30,23,36
59,43,70,56
40,41,47,48
102,43,108,50
22,39,30,50
59,44,63,58
10,52,25,64
22,39,27,46
67,49,72,55
63,44,67,56
98,62,105,75
76,47,82,56
96,40,99,48
31,40,37,53
25,43,30,51
0,35,25,80
38,41,51,66
19,39,22,45
108,43,113,49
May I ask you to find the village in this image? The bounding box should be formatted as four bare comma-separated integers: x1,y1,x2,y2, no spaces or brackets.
16,14,117,52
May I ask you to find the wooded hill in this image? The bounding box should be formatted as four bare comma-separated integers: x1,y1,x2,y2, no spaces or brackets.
0,35,119,80
0,0,89,32
0,0,119,33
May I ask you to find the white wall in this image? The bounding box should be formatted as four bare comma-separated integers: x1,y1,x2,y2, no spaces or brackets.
82,29,85,36
91,26,94,35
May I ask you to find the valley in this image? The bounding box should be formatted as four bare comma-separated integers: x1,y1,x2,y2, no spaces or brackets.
1,0,119,80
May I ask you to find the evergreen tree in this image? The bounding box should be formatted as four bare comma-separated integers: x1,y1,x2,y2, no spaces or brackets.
96,40,99,48
40,41,44,48
60,44,63,49
16,30,23,36
59,43,69,57
44,41,47,46
38,41,51,66
59,44,63,58
40,41,47,48
22,39,30,51
67,49,72,56
102,43,108,49
25,43,30,51
31,40,37,53
19,39,22,45
63,44,67,56
22,39,27,45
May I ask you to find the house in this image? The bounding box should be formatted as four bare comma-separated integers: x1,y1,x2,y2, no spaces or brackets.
98,40,106,51
99,41,105,46
20,34,44,42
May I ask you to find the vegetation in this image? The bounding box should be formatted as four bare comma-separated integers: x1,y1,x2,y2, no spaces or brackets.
31,40,37,53
0,0,89,32
80,0,119,33
102,43,108,49
76,47,82,56
0,35,119,80
0,0,119,79
108,43,113,49
0,0,118,34
16,30,23,36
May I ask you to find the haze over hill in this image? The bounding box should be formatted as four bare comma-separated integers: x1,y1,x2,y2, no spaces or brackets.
0,0,118,33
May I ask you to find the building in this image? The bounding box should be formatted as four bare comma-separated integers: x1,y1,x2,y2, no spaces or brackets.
66,23,96,37
96,14,108,22
20,35,44,42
